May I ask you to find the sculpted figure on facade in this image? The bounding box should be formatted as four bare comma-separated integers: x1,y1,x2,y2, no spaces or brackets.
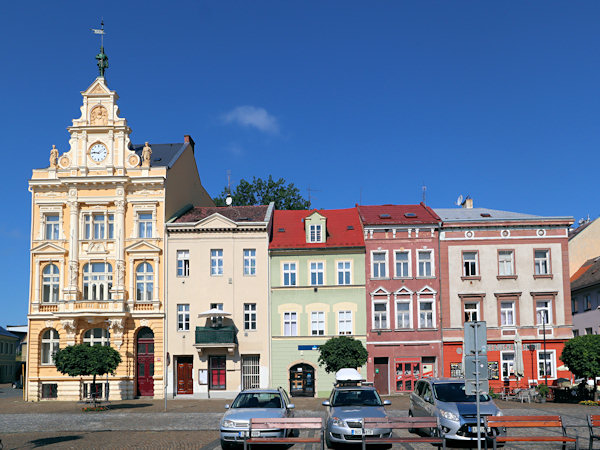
108,318,124,337
90,105,108,125
116,260,125,286
69,261,78,288
61,319,77,336
141,142,152,167
49,145,59,168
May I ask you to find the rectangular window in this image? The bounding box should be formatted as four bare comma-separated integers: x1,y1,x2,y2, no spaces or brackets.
311,311,325,335
586,327,593,335
177,304,190,331
394,251,410,278
309,224,322,243
337,261,351,285
283,262,297,286
463,251,478,277
283,312,298,336
372,252,387,278
83,213,113,240
572,298,579,314
138,213,153,238
41,383,58,399
244,249,256,276
585,295,592,311
177,250,190,277
501,352,515,378
419,300,434,328
573,329,580,337
417,250,433,277
396,300,411,329
244,303,257,330
211,249,223,276
107,214,114,239
498,250,514,276
241,355,260,389
338,310,352,335
310,262,324,285
45,214,60,240
93,213,105,240
534,250,550,275
536,300,552,325
210,303,224,327
537,350,556,378
464,302,479,322
373,301,388,329
501,301,515,326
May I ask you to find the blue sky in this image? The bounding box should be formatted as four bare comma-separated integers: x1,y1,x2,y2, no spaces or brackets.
1,1,599,325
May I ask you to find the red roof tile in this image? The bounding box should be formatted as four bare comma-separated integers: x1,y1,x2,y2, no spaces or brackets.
270,208,364,249
357,203,440,225
571,258,596,284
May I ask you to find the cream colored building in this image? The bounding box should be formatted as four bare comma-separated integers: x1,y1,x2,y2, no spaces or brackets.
166,204,273,398
569,218,600,276
27,75,212,401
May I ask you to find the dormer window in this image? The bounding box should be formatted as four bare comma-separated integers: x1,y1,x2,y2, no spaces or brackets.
309,224,322,243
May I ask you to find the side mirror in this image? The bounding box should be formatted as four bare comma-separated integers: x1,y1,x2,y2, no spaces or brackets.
287,403,295,409
383,400,391,406
322,400,331,407
224,404,230,410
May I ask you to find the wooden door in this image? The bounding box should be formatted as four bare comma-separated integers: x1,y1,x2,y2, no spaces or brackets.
374,357,389,395
136,327,154,396
177,357,194,394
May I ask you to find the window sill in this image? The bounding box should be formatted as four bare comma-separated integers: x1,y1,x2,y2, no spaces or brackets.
461,276,481,281
371,328,392,333
416,276,436,279
533,274,553,279
393,276,413,280
497,275,518,280
371,277,390,281
393,328,415,332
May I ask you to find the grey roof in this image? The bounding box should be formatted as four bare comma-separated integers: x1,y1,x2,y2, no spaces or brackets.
0,326,19,339
571,257,600,292
434,207,571,222
130,142,189,169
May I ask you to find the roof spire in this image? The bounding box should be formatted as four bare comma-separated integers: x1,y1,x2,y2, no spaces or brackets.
92,20,108,77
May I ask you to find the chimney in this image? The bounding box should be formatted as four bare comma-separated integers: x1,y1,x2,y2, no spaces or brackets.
184,134,195,149
462,197,473,209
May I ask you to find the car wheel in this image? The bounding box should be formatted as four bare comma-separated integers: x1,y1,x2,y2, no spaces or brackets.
220,440,236,450
325,431,335,449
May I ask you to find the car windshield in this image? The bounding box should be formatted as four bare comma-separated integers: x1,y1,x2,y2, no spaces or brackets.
433,382,490,402
231,392,283,409
331,389,383,407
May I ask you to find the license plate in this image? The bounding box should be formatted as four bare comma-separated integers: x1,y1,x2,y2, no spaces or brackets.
238,431,260,437
350,429,374,435
468,426,486,434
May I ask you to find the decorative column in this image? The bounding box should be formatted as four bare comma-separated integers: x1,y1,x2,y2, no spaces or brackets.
114,197,126,301
64,190,79,301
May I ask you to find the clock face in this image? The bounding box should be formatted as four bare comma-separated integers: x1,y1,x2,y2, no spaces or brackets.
89,143,108,162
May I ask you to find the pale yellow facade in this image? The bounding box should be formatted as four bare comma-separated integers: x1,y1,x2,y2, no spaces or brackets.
27,77,212,401
569,218,600,276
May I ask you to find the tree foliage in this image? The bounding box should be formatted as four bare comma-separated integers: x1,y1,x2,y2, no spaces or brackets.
561,335,600,380
213,175,310,210
318,336,368,374
54,344,121,405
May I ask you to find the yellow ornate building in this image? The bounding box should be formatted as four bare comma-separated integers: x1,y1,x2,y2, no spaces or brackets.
26,74,213,400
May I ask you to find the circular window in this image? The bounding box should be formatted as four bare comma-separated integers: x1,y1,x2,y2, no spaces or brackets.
465,230,474,239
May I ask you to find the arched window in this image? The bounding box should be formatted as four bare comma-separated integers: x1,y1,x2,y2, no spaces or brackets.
136,263,154,301
42,264,60,303
83,328,110,346
41,329,59,365
83,263,113,300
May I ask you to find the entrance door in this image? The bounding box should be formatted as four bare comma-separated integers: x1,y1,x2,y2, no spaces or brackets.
136,327,154,396
289,363,315,397
177,356,194,395
395,360,420,392
374,357,389,395
209,356,226,390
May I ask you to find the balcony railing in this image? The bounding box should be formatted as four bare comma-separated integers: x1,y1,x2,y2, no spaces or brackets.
194,325,237,355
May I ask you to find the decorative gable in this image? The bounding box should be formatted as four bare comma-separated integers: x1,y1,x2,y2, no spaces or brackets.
125,241,162,254
305,211,327,244
31,242,67,256
194,214,237,230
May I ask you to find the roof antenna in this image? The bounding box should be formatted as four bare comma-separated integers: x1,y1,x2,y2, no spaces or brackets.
422,182,427,205
225,169,232,206
307,186,319,209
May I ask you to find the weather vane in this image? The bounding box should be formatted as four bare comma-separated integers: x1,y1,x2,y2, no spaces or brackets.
91,20,108,77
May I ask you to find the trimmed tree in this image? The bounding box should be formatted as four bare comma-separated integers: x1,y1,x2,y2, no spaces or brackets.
561,334,600,399
213,175,310,210
54,344,121,406
318,336,368,374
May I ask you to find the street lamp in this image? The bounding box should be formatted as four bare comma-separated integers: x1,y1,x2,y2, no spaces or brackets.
542,314,549,387
527,344,536,385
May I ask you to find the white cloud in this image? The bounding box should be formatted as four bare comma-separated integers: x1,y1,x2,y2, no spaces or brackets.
222,106,279,134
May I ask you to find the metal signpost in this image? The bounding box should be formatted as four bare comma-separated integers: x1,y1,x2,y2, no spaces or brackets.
464,321,487,450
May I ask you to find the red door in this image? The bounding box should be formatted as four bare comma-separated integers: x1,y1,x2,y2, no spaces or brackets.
209,356,226,390
177,357,194,394
137,327,154,396
374,357,389,395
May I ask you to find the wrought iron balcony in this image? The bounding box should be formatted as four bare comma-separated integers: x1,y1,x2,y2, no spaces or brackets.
194,325,237,354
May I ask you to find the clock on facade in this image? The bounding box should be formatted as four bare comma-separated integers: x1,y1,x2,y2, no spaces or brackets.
89,143,108,162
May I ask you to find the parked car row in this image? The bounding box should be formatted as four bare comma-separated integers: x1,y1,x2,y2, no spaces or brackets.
219,376,504,449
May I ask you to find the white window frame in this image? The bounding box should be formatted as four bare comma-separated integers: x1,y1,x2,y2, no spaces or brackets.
537,349,557,379
211,249,224,276
418,299,435,328
337,261,352,285
462,251,478,277
244,303,257,331
500,301,516,326
498,250,514,276
82,211,114,240
283,312,298,336
83,262,113,301
282,262,297,286
177,304,190,331
464,302,480,322
136,262,154,301
394,250,411,278
177,250,190,277
210,303,224,327
311,311,325,335
372,298,389,330
244,249,256,276
45,214,60,240
83,328,110,346
338,310,353,335
41,329,59,365
500,351,515,379
309,224,322,243
395,292,412,329
42,263,60,303
371,251,388,279
536,300,552,325
417,249,434,278
310,261,324,286
534,249,550,275
138,212,153,238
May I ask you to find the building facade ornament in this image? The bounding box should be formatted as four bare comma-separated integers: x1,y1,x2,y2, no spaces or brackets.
108,318,124,337
69,260,78,288
141,142,152,167
90,105,108,125
61,319,77,336
49,145,59,168
45,320,54,329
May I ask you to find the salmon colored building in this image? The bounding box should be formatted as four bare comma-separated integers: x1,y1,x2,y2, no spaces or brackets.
435,202,574,391
358,204,442,394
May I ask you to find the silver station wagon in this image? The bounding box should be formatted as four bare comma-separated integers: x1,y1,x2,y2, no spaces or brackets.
219,387,295,449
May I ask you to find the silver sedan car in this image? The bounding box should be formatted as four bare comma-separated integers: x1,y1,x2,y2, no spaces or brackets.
219,388,294,449
322,386,392,448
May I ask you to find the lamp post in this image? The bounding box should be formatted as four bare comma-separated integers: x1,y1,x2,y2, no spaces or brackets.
542,314,549,387
527,344,536,386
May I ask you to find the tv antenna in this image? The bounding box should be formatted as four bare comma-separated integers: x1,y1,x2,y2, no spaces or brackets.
455,194,464,206
307,186,320,208
422,183,427,204
225,170,233,206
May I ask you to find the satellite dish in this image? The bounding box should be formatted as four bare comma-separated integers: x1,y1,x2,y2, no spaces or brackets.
225,195,233,206
455,194,464,206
